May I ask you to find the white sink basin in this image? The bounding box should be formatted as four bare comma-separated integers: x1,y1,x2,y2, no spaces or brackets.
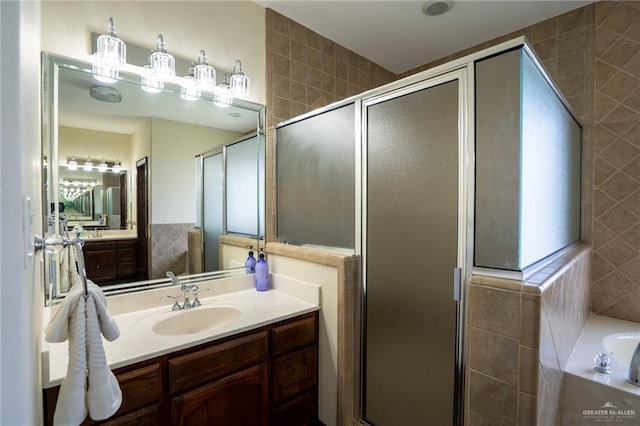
136,305,243,336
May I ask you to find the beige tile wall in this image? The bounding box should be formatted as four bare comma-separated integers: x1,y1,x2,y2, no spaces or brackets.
264,8,396,243
591,0,640,322
149,223,192,279
466,244,591,426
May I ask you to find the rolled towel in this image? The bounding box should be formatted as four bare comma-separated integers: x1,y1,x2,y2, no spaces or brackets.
52,296,88,426
86,294,122,420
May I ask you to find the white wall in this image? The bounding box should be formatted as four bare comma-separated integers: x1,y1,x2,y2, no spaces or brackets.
269,255,339,426
150,118,241,224
59,126,133,171
40,1,266,105
0,1,42,423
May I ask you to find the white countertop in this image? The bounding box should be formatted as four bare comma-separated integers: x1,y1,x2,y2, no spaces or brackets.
565,314,640,398
81,230,137,241
41,274,320,388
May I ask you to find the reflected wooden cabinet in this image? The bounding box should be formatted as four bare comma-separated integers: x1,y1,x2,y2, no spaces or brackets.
83,239,138,285
43,311,319,426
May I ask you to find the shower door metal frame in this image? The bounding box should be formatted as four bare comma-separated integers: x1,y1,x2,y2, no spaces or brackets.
357,65,475,426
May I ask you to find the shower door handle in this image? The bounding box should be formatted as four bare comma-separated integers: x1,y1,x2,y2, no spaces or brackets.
453,267,462,302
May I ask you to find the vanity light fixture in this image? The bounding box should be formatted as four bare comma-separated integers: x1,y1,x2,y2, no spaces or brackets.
67,156,78,171
97,158,108,173
180,63,201,101
213,72,234,108
91,18,126,83
149,34,176,79
83,157,94,171
112,160,122,174
194,50,216,91
230,60,250,97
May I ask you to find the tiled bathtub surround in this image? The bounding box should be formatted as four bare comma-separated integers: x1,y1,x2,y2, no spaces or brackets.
150,223,193,279
563,314,640,425
466,244,591,425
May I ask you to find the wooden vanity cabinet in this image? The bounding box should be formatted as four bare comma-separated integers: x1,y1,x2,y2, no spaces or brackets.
271,314,319,425
83,239,138,285
43,311,319,426
43,358,164,426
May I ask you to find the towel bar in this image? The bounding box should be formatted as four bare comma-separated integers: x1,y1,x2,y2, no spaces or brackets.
34,234,89,297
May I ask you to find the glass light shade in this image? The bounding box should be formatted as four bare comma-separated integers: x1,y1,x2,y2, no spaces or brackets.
149,34,175,79
194,50,216,90
95,18,126,67
180,75,200,101
92,58,119,83
214,87,233,108
141,65,163,93
112,161,122,174
67,158,78,171
83,159,93,171
92,18,126,83
214,74,233,108
230,60,250,97
98,159,108,172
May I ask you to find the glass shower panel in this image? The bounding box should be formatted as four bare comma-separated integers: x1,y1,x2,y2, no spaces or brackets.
226,135,259,236
365,81,459,425
276,103,355,248
475,48,582,271
202,152,223,271
258,134,265,238
520,51,581,267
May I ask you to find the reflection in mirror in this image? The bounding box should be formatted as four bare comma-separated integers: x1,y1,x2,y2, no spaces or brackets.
42,52,265,305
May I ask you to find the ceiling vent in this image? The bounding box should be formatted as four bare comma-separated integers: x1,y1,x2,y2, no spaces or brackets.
422,1,454,16
89,85,122,103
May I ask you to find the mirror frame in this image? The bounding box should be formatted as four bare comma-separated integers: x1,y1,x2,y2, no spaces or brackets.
41,51,266,304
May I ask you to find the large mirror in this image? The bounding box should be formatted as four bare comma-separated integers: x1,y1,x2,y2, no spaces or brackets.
42,51,265,305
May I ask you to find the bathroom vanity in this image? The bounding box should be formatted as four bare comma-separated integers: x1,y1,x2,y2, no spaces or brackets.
41,277,320,426
83,237,138,285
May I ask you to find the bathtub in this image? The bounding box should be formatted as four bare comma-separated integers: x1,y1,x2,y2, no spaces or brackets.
562,315,640,425
603,332,640,366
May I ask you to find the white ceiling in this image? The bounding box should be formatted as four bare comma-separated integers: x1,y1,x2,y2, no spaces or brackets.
257,0,593,74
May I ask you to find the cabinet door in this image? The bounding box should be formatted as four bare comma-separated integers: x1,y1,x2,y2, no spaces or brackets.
84,250,118,283
171,363,268,426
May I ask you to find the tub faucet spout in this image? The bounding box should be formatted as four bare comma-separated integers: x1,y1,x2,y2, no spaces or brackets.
629,342,640,387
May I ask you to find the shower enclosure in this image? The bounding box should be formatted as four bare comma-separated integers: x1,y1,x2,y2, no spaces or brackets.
275,37,581,426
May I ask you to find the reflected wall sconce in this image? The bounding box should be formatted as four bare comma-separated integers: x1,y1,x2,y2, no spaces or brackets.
65,156,123,173
180,63,201,101
83,157,94,171
141,63,164,93
213,73,234,108
67,156,78,171
92,18,126,83
97,158,108,172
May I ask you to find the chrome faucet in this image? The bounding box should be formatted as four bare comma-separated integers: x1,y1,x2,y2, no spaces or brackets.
166,271,197,310
629,342,640,386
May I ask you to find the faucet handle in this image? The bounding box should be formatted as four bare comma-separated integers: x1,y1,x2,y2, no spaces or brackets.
161,294,181,311
192,288,209,307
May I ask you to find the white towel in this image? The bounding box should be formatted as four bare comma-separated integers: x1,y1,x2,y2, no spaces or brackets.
45,281,122,426
59,246,79,293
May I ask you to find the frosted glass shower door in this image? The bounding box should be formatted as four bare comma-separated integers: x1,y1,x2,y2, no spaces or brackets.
364,79,460,425
202,152,223,271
